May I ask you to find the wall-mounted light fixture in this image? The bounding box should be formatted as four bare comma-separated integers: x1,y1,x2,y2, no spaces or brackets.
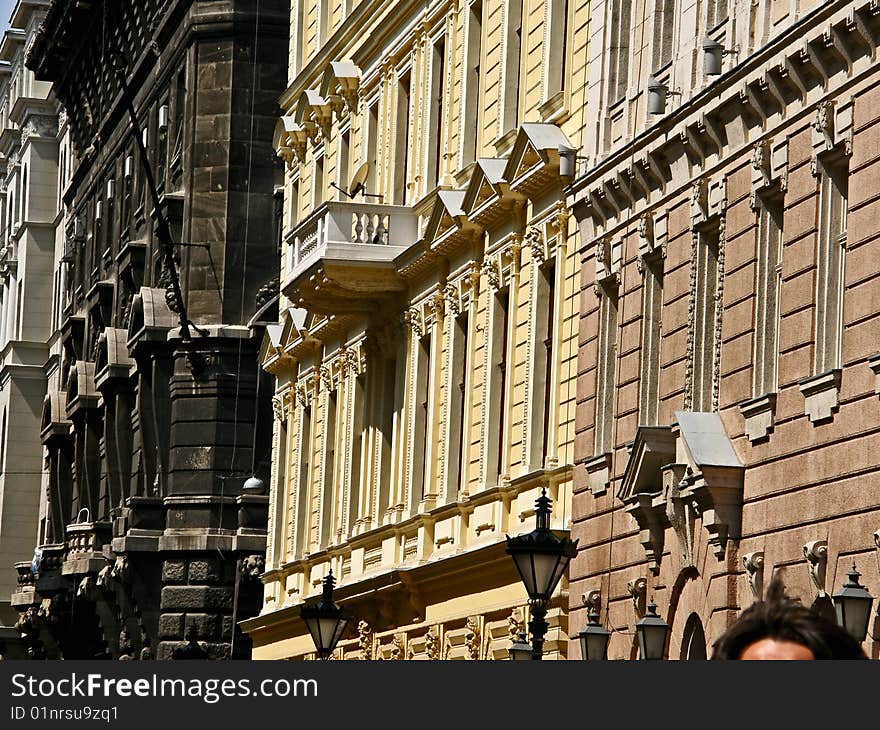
158,104,169,132
647,76,682,116
123,155,134,181
106,178,115,201
702,35,739,76
558,145,589,179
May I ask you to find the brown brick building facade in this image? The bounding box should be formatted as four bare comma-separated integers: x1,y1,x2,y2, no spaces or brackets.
568,0,880,659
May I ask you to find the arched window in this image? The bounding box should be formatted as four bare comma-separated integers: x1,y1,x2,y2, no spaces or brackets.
680,612,707,660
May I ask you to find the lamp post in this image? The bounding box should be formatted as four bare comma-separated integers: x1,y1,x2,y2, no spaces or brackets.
300,572,352,660
832,564,874,643
505,488,578,660
635,601,669,660
578,608,611,660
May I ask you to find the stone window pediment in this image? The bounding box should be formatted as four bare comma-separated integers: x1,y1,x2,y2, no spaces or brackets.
461,157,513,229
620,413,745,575
501,123,572,196
425,190,479,253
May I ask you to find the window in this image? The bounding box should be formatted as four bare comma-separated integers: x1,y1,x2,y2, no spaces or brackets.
15,279,23,339
814,162,847,374
171,69,186,166
753,197,783,395
545,0,570,100
394,72,411,205
413,333,432,500
295,403,313,556
607,0,632,104
691,225,719,411
501,0,523,133
639,257,663,424
653,0,676,69
461,0,483,164
595,277,619,453
319,0,330,44
320,390,338,547
540,263,556,465
347,374,366,534
313,153,325,208
376,353,398,519
487,289,510,483
20,165,27,222
448,312,469,501
366,101,379,195
337,128,350,198
428,36,446,189
0,408,6,474
707,0,728,29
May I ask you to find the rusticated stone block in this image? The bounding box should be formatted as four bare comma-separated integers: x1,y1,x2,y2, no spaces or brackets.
162,560,186,584
158,613,185,639
160,586,234,612
186,612,219,639
188,558,222,584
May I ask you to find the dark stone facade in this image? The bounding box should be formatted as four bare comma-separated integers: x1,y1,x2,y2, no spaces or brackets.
12,0,287,659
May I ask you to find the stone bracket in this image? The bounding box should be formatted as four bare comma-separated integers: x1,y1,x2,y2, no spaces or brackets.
584,452,613,496
743,551,765,601
740,392,777,442
798,369,841,424
624,493,668,575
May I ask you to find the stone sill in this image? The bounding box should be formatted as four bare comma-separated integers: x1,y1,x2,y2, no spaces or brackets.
739,392,777,442
798,369,841,424
584,452,613,496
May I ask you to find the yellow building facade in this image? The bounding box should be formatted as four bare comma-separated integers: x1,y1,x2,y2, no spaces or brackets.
241,0,591,659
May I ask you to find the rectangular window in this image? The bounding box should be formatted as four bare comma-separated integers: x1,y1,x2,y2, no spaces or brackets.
448,312,469,501
297,404,313,556
15,279,23,340
428,37,446,189
607,0,632,104
461,0,483,164
595,278,619,453
639,257,663,424
413,333,432,499
377,355,397,518
691,226,719,411
338,129,350,198
653,0,676,69
495,290,510,481
753,197,783,395
501,0,523,133
394,72,411,206
320,391,338,547
545,0,570,99
707,0,728,29
366,101,379,195
815,163,847,374
541,263,556,464
313,154,325,208
348,374,366,534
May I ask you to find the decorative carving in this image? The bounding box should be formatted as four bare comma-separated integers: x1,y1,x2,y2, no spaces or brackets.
803,539,829,596
581,589,601,611
357,620,373,660
424,627,438,660
751,139,768,173
507,608,525,642
427,291,445,321
481,257,501,291
319,364,333,392
272,395,284,421
443,283,461,317
403,307,424,337
813,100,833,136
465,617,480,660
743,551,765,601
240,555,265,580
118,629,134,660
627,577,648,618
524,226,545,264
690,179,707,221
663,464,694,568
390,633,403,660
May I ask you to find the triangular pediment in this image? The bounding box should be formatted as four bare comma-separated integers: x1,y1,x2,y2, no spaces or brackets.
279,306,309,347
463,158,506,215
618,425,677,501
424,190,466,244
502,123,573,188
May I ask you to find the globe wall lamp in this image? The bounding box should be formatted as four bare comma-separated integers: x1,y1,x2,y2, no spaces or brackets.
578,608,611,660
506,488,579,660
635,600,669,660
832,564,874,642
300,572,352,660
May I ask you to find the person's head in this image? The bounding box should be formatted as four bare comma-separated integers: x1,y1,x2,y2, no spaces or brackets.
712,577,868,660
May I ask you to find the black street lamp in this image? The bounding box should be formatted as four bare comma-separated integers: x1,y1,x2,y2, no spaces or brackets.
635,600,669,660
832,564,874,643
506,488,578,660
578,608,611,660
300,572,352,660
508,631,534,661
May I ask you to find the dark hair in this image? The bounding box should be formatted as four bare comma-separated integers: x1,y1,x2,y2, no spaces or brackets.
712,577,868,660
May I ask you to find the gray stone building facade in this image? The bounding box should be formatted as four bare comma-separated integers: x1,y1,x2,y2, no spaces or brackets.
569,0,880,659
11,0,287,659
0,0,59,658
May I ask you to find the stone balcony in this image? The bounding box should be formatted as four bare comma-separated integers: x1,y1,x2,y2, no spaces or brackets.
282,201,416,313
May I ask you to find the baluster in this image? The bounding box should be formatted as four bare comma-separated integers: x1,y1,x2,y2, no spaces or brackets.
353,212,364,243
365,213,375,244
374,214,387,245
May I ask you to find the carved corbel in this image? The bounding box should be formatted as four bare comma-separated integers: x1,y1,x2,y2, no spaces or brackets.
524,225,546,264
481,256,502,291
743,551,765,601
581,588,602,612
690,179,708,223
627,577,648,618
624,493,667,575
662,464,694,569
804,539,829,596
403,307,424,337
357,620,374,660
